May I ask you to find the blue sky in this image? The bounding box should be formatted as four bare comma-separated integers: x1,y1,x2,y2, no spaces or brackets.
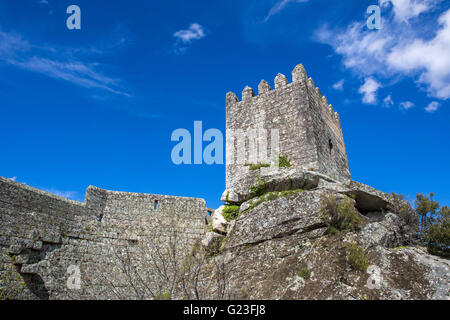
0,0,449,209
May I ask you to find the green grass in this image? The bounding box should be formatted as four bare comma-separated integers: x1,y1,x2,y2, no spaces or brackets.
280,189,304,198
222,205,241,222
298,268,312,280
345,242,369,272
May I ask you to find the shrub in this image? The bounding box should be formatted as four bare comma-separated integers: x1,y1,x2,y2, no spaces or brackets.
320,194,362,231
425,205,450,257
279,154,292,168
222,205,241,222
298,268,311,280
415,193,440,240
338,197,362,231
345,242,369,272
388,192,419,235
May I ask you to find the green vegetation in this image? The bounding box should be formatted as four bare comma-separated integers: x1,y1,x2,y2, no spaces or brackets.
155,292,171,300
245,154,291,170
265,192,279,201
392,246,408,250
222,205,241,222
415,193,440,239
298,268,312,280
250,176,268,197
278,154,292,168
387,192,419,230
325,226,340,235
410,193,449,257
245,198,265,213
423,206,450,257
280,188,304,198
345,242,369,272
242,189,305,215
320,194,362,231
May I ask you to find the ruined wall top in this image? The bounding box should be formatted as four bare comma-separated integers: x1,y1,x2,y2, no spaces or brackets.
226,64,342,128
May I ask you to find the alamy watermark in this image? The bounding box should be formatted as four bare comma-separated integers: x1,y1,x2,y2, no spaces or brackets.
366,5,381,30
66,5,81,30
66,265,81,290
171,113,280,168
366,265,383,290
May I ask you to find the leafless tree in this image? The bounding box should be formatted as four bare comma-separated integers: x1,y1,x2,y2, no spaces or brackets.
88,215,235,300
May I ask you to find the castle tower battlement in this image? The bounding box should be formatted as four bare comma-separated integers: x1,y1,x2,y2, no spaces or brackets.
225,63,351,192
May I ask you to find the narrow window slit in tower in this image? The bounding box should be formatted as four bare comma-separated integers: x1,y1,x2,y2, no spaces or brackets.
154,200,158,210
328,139,333,153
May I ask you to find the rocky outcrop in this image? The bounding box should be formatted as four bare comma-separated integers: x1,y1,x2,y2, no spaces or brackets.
202,172,448,300
211,206,228,234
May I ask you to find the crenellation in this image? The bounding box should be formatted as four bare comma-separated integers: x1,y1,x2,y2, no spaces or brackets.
292,64,308,83
226,91,239,105
242,86,255,101
258,80,271,95
274,73,288,88
315,87,322,98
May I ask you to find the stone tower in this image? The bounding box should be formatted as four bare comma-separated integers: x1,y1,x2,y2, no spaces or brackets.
225,63,351,194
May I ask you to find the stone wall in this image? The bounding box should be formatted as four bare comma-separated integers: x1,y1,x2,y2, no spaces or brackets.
225,63,351,194
0,177,207,300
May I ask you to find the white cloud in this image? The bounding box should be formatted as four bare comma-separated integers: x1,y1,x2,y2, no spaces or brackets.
316,2,450,103
0,28,129,96
173,23,206,44
425,101,440,112
380,0,439,23
387,9,450,100
172,23,206,55
264,0,309,22
359,78,381,104
332,79,344,91
7,176,17,181
383,95,394,107
400,101,415,110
